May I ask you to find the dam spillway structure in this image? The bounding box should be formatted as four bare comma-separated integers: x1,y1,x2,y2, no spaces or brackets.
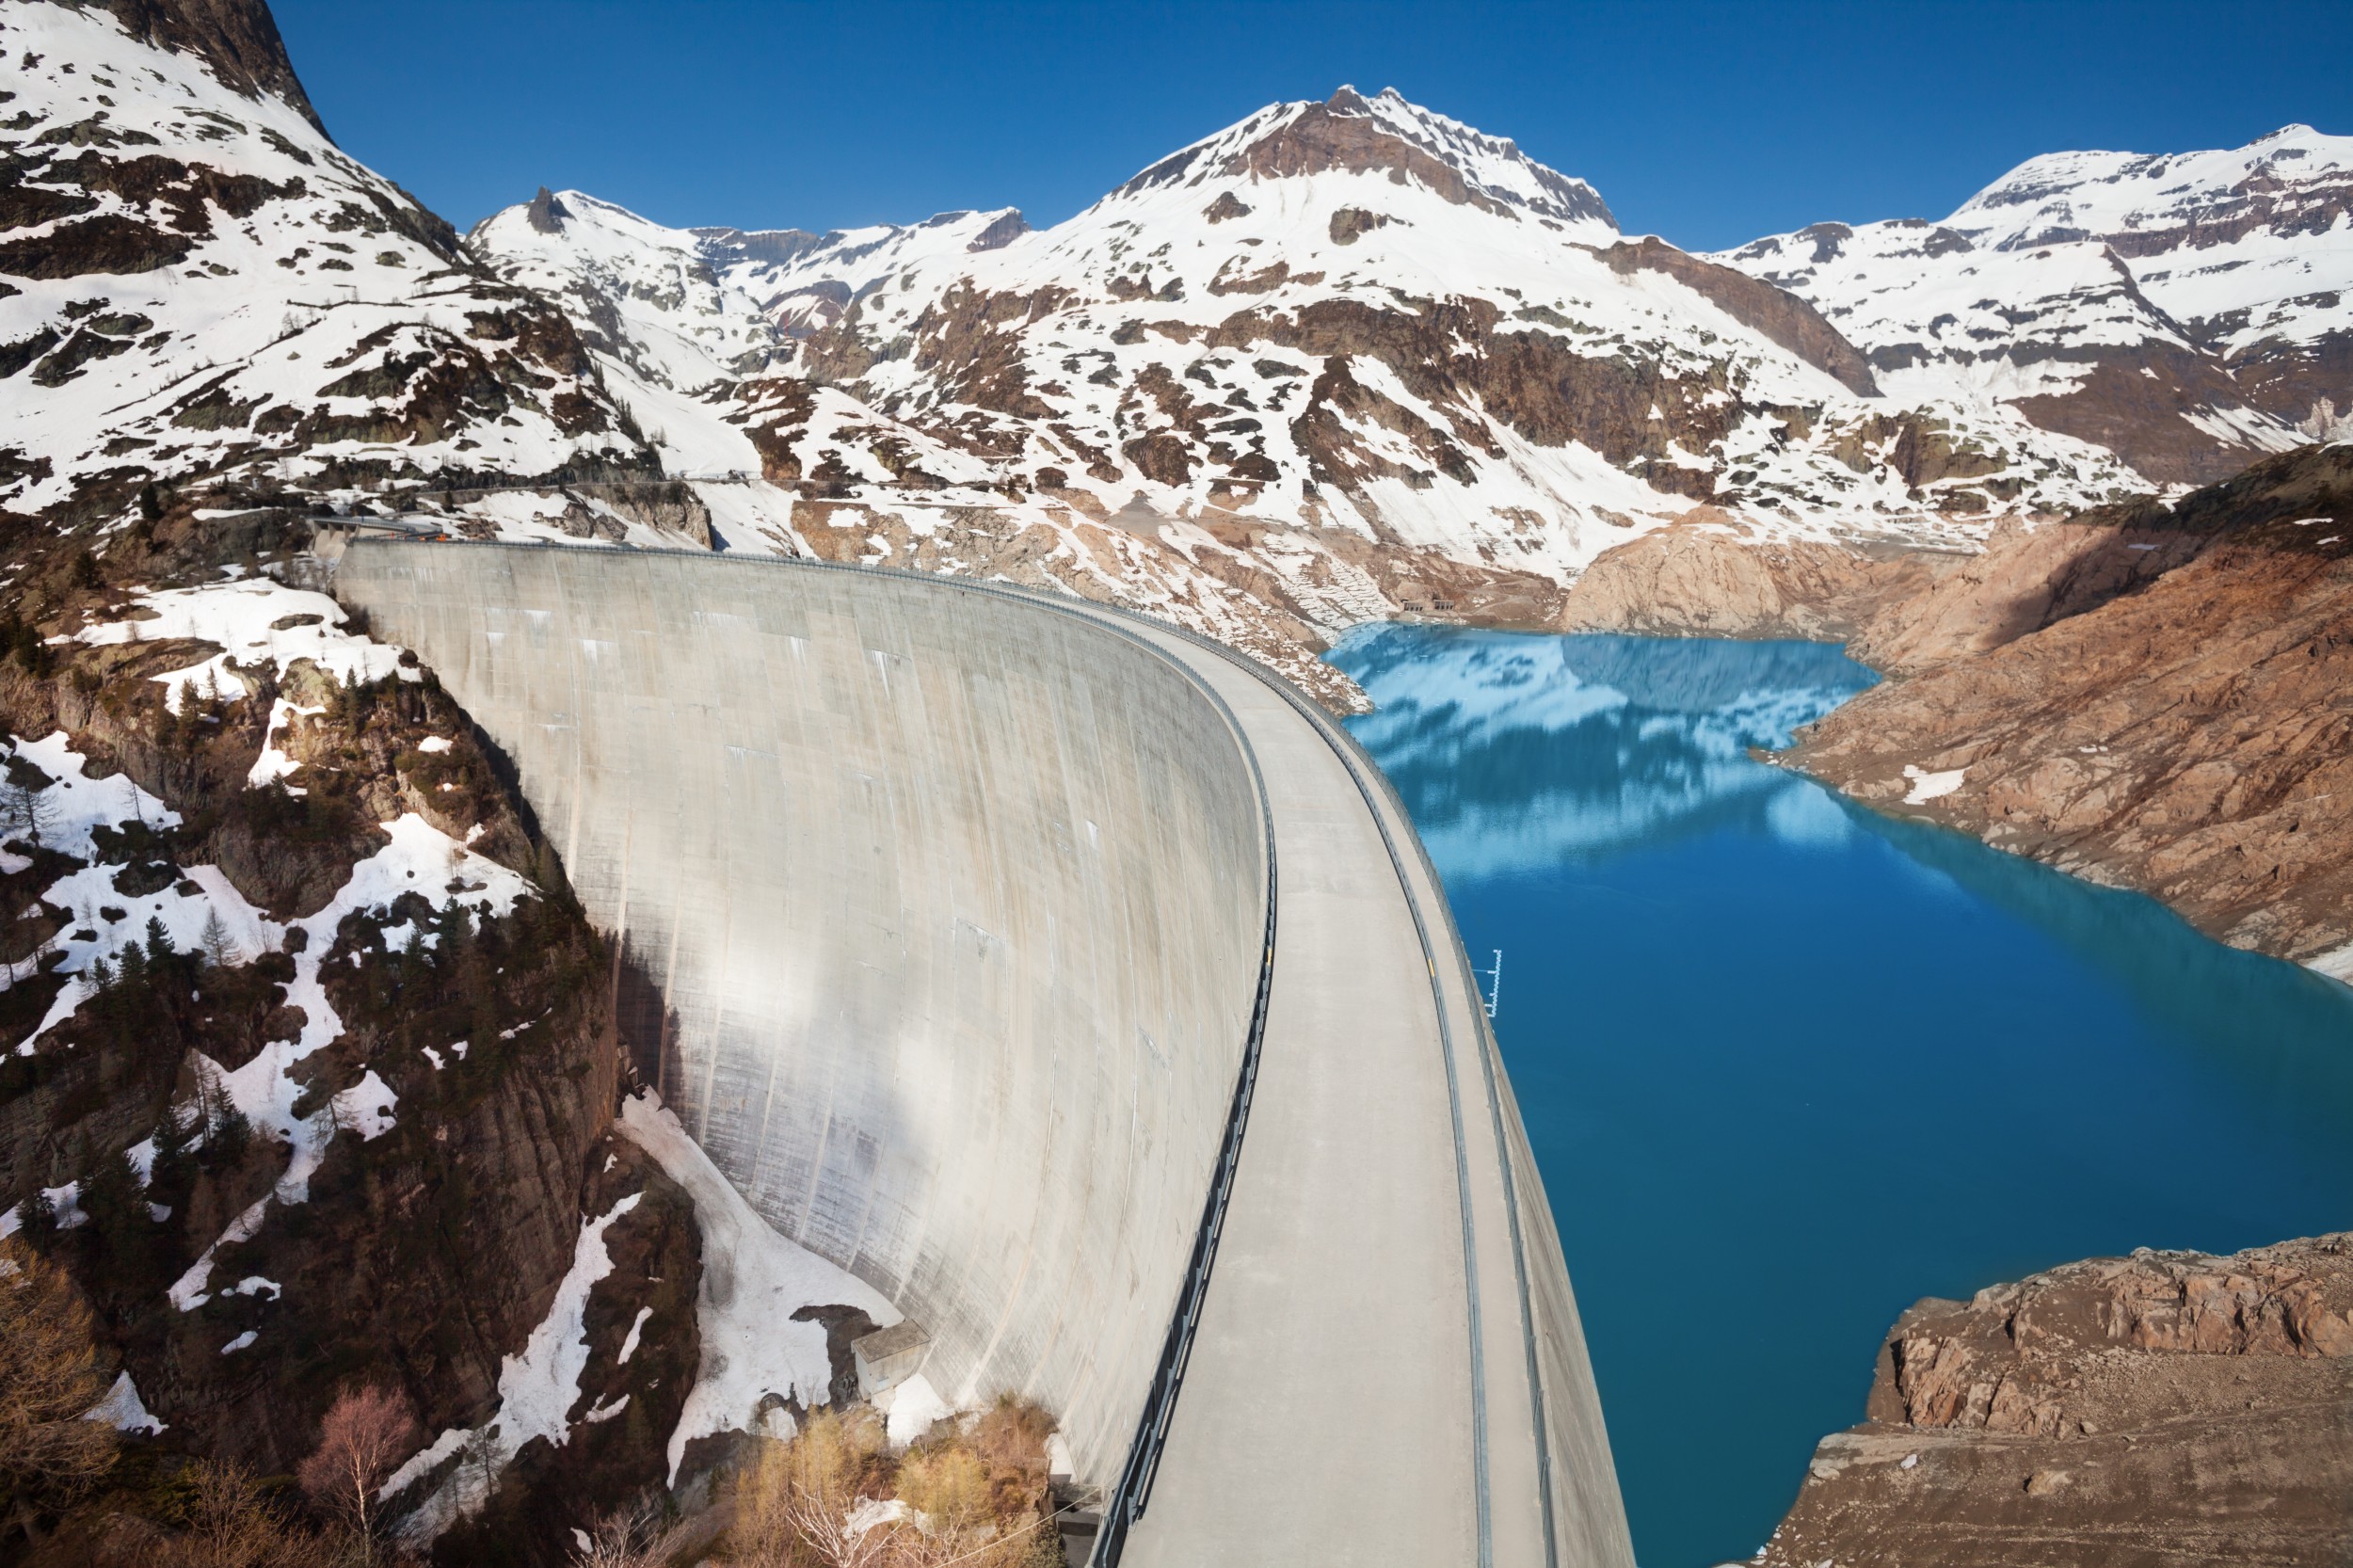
339,540,1634,1568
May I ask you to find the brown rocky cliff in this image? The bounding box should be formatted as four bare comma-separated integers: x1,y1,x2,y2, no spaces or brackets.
1796,443,2353,966
0,510,702,1557
1762,1235,2353,1568
1561,513,1944,640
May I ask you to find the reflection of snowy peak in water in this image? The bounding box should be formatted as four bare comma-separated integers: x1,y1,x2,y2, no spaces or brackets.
1333,628,1875,878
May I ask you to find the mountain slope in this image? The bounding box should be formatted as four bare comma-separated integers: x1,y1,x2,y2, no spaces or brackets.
1720,125,2351,485
472,88,2145,697
0,0,659,534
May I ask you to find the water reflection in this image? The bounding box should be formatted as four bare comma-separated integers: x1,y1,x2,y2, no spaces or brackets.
1329,622,2353,1568
1337,625,1878,876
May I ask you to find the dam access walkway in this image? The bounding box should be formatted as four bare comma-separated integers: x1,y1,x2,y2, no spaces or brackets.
335,543,1629,1568
1110,619,1623,1568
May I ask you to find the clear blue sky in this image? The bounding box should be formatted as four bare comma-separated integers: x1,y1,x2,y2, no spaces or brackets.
273,1,2353,250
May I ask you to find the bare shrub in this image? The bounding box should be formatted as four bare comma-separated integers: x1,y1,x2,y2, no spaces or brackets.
296,1384,422,1541
729,1407,889,1566
722,1398,1063,1568
569,1495,691,1568
894,1445,991,1538
161,1460,337,1568
0,1236,117,1528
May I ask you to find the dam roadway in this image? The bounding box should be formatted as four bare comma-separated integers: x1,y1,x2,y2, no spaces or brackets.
339,541,1631,1568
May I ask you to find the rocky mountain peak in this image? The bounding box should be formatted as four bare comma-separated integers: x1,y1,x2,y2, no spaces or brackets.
1109,85,1618,235
72,0,328,135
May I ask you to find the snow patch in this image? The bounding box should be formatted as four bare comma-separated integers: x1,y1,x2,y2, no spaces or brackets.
85,1371,165,1434
616,1304,652,1366
1902,764,1967,804
75,581,404,714
882,1372,952,1448
616,1091,899,1483
388,1191,644,1539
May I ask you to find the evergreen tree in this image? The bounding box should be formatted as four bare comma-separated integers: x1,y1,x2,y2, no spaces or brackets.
143,916,173,968
78,1145,140,1245
19,1186,57,1246
208,1097,252,1168
150,1106,196,1197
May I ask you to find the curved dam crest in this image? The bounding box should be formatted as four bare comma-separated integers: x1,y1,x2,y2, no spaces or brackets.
340,541,1631,1568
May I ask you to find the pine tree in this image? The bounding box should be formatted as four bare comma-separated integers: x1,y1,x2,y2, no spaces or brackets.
79,1144,140,1247
150,1106,196,1197
207,1096,252,1167
116,940,145,989
19,1187,57,1246
143,916,173,968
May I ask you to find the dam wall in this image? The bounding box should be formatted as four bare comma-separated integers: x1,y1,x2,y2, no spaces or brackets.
339,543,1268,1485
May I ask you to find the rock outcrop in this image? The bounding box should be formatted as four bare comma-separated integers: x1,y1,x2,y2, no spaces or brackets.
1560,511,1944,640
0,489,702,1560
1794,442,2353,968
1762,1234,2353,1568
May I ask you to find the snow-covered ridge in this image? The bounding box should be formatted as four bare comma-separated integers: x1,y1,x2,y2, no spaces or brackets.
1950,123,2353,255
0,0,648,522
1715,123,2353,474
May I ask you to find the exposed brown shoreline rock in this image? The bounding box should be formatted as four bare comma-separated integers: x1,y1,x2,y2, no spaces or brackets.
1762,1234,2353,1568
1564,444,2353,971
1796,443,2353,968
1560,513,1945,640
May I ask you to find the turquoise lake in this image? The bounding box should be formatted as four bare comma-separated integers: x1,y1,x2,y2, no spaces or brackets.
1327,625,2353,1568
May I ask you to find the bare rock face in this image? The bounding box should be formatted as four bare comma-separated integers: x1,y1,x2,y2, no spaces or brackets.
1597,236,1878,396
1561,514,1942,640
1762,1235,2353,1568
1796,442,2353,967
83,0,328,134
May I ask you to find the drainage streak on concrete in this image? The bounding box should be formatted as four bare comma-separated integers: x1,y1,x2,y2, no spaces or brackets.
341,542,1632,1568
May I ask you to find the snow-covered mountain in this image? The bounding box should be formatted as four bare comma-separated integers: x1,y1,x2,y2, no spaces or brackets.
8,0,2347,697
1718,124,2352,483
0,0,668,536
472,87,2148,689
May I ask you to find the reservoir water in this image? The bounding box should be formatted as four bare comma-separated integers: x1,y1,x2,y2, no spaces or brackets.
1328,625,2353,1568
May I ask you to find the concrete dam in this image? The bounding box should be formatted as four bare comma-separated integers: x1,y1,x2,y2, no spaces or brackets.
339,541,1633,1568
